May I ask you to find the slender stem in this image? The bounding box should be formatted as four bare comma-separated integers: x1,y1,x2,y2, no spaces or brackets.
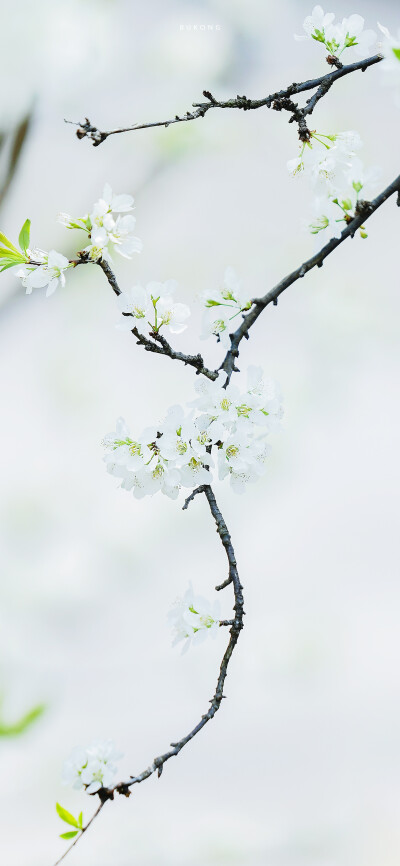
53,802,105,866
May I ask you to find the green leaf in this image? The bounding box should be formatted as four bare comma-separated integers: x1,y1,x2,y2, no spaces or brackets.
78,812,83,829
18,219,31,254
60,831,79,840
56,803,79,828
0,231,19,254
0,260,23,273
0,703,45,735
392,47,400,61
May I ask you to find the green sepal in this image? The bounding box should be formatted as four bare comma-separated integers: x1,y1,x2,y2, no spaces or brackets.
60,831,79,840
56,803,80,828
18,219,31,254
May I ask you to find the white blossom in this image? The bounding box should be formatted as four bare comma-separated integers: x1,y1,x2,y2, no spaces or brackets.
295,6,335,41
295,8,376,57
116,280,190,337
168,584,220,653
62,740,122,794
17,250,70,296
378,23,400,95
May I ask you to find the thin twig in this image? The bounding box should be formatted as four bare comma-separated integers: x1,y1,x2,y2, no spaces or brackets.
53,802,105,866
68,54,382,146
52,485,243,864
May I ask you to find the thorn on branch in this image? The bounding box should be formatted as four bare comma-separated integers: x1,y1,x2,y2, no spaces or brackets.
397,191,400,207
273,298,278,306
203,90,217,104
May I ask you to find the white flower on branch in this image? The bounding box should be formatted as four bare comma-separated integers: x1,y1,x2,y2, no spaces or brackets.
295,7,376,58
116,280,190,336
88,183,142,260
200,267,252,348
168,584,220,653
289,128,381,242
62,740,122,794
17,250,70,296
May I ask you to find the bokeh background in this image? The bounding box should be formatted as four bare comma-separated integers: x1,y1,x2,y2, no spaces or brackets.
1,1,400,864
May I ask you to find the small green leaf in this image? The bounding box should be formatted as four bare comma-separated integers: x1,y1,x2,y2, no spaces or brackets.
392,47,400,61
78,812,83,829
0,231,19,254
18,219,31,254
56,803,79,828
60,831,79,840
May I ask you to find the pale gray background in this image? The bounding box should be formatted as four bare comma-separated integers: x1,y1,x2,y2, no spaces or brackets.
1,1,399,864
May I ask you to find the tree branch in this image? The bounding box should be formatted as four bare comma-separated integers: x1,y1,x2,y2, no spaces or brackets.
68,54,382,146
220,172,400,381
53,484,244,863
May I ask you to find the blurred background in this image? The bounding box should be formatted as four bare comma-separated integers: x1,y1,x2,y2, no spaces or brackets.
1,1,400,864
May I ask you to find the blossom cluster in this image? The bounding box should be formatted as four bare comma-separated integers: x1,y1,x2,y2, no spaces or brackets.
103,365,283,498
62,740,122,794
8,183,143,298
295,7,376,57
288,130,380,244
58,182,142,262
168,584,220,653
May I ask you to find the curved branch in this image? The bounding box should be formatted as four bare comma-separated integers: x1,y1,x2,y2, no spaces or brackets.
68,54,382,146
220,172,400,381
53,484,244,863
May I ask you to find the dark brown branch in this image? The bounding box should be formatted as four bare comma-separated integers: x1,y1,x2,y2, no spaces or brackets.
220,172,400,382
54,485,244,861
69,54,382,146
106,484,244,794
